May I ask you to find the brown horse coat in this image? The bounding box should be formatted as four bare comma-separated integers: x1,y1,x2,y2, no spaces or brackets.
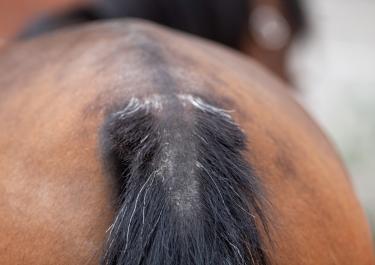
0,20,373,264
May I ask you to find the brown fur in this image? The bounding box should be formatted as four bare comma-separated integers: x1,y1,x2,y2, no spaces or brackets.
0,20,373,264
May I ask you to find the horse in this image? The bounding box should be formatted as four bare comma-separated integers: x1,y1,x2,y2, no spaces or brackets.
0,20,373,265
19,0,306,83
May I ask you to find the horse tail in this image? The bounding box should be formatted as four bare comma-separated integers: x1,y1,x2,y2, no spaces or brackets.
100,94,269,265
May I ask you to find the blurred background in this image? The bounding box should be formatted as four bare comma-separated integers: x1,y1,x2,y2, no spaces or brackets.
0,0,374,240
289,0,375,241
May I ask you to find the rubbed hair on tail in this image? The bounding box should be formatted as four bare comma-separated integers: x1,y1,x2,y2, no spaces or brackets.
100,94,269,265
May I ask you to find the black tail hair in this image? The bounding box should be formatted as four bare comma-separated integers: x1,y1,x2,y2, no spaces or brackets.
100,94,269,265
